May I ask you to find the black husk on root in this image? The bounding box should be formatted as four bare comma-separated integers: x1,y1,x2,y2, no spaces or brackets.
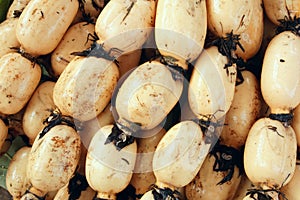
151,185,182,200
268,113,293,127
116,184,141,200
92,184,139,200
39,109,82,139
276,16,300,36
78,0,96,24
211,31,244,62
104,123,135,151
192,113,224,146
10,47,40,68
209,142,243,185
208,31,246,85
68,173,89,200
9,47,57,82
246,188,287,200
71,42,121,65
159,56,188,82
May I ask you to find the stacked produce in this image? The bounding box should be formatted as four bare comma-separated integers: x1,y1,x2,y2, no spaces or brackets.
243,1,300,199
0,0,299,200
